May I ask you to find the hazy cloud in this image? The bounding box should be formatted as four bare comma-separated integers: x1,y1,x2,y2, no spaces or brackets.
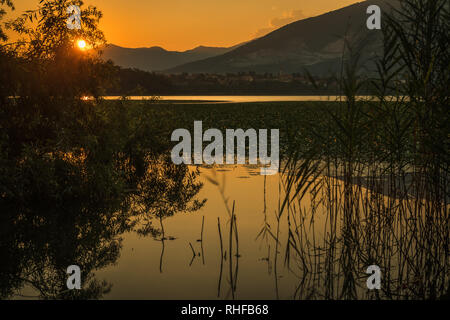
254,9,306,38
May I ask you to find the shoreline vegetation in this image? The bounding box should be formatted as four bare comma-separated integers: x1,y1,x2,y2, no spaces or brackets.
0,0,448,300
85,95,410,102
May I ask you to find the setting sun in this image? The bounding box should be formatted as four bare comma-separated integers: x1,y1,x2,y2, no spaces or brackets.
1,0,448,305
77,40,86,49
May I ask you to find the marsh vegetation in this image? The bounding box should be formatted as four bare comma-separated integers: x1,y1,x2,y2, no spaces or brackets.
0,0,448,300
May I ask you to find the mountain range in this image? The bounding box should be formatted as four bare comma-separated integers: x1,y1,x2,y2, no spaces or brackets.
102,0,392,75
101,44,241,72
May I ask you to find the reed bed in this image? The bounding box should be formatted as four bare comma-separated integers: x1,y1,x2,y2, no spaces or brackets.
271,0,449,300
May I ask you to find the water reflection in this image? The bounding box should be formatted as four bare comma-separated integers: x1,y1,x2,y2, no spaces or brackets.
0,155,205,299
1,161,447,300
101,96,405,103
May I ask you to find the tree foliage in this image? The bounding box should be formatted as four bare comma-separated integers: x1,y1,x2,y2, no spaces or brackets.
0,0,204,299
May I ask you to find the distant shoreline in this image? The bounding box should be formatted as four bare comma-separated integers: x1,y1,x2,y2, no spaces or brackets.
100,95,403,103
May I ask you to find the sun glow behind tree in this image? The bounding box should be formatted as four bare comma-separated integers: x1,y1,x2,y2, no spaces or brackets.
77,39,86,49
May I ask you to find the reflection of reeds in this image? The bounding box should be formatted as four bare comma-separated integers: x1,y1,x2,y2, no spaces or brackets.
207,170,240,299
200,215,205,265
159,216,165,273
281,160,448,299
276,1,449,299
188,242,196,266
217,217,224,297
223,200,240,300
229,202,235,299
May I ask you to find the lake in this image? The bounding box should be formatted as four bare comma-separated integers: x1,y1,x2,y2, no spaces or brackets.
102,95,384,103
94,165,297,300
11,160,448,300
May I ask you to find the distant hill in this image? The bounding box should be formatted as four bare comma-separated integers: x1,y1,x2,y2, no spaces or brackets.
167,0,393,75
101,44,241,72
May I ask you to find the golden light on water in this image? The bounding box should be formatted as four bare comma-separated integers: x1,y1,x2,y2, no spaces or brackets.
77,40,86,50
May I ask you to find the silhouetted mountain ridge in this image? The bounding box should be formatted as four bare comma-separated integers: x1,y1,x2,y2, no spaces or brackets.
101,44,238,72
168,0,394,75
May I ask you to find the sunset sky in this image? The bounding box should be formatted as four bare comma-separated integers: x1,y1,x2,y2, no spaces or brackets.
9,0,363,51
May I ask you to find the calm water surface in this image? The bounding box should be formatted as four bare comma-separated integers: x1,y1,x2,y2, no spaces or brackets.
95,165,298,300
13,163,447,300
102,96,383,103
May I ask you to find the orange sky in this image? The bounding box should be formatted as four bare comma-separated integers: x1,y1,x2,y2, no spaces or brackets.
7,0,363,51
